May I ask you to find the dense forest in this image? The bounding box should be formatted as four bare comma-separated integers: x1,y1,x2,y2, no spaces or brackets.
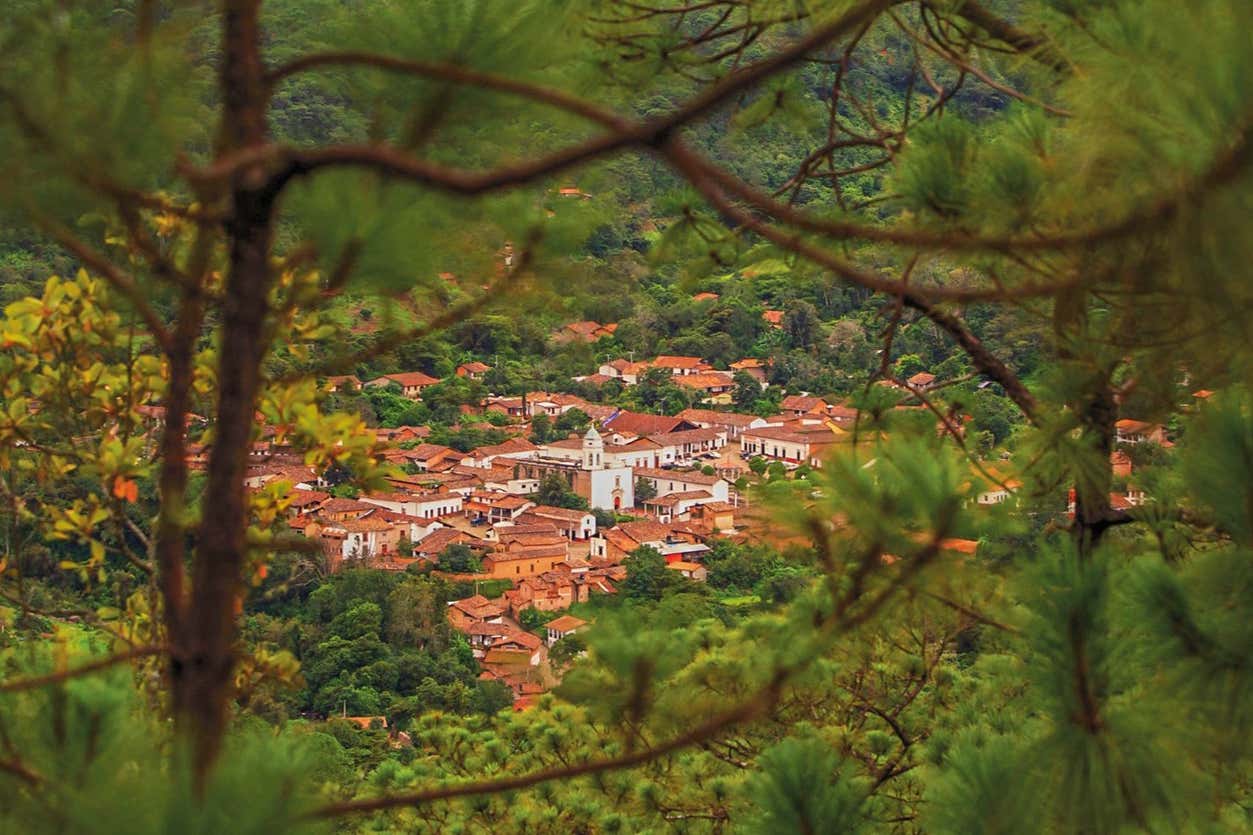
1,0,1252,833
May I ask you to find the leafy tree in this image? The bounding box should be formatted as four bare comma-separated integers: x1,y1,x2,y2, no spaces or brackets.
533,472,589,510
553,407,591,434
437,544,480,574
633,476,657,502
529,413,555,443
732,369,765,412
621,546,684,602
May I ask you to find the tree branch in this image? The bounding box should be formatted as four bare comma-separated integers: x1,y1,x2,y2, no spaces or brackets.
0,645,165,694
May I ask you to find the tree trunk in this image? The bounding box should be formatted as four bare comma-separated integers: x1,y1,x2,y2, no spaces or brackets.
171,0,275,787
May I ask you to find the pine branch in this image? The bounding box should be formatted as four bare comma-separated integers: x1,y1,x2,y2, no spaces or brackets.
30,213,174,354
194,0,896,194
0,645,165,694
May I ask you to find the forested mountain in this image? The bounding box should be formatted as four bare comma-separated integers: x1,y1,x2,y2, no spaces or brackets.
1,1,1251,832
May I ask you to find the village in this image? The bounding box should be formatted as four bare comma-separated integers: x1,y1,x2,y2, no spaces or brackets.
220,343,1183,711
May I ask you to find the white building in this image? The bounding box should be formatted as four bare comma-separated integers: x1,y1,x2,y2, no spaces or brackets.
633,467,730,503
515,428,635,510
360,491,463,520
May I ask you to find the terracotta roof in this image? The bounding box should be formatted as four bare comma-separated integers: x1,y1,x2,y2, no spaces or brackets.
336,517,394,533
743,425,837,445
417,528,478,554
317,497,375,514
616,520,673,543
496,630,543,650
651,355,707,369
469,438,539,458
781,394,828,412
939,538,979,555
1116,419,1162,433
579,373,615,386
492,522,560,536
526,505,593,521
603,411,692,437
677,408,761,427
730,358,767,370
377,371,440,388
286,490,330,507
404,443,456,461
649,427,723,445
762,310,784,326
457,361,492,374
907,371,937,386
547,615,588,632
487,544,568,561
632,467,723,485
675,372,735,390
645,490,713,506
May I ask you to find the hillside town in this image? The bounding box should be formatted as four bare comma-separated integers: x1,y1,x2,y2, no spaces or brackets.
227,351,1182,708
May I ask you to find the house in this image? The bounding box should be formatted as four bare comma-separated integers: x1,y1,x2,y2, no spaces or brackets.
518,505,597,540
729,358,769,385
648,427,727,463
323,375,362,392
360,491,463,520
480,541,570,579
328,516,395,561
762,310,784,328
284,489,331,516
667,561,708,582
677,408,770,440
491,630,545,664
243,463,321,490
598,358,646,385
689,501,737,532
545,615,588,647
365,371,441,399
361,507,444,546
315,497,377,521
642,490,717,523
1115,419,1167,445
484,395,527,418
414,527,480,561
971,469,1022,506
505,572,589,618
907,371,937,391
1111,450,1133,478
464,491,536,524
455,361,492,380
633,467,730,503
460,437,539,469
447,594,507,632
400,443,458,472
780,394,829,416
574,373,616,387
374,425,429,444
555,321,616,343
601,409,697,438
691,292,719,302
825,402,861,427
648,355,711,376
590,520,710,564
675,371,736,403
739,425,841,468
